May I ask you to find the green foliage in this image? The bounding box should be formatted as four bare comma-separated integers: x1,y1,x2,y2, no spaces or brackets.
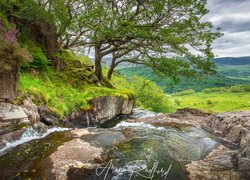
119,65,250,93
128,77,176,113
202,84,250,93
18,70,132,118
175,89,195,96
0,16,31,72
21,45,50,70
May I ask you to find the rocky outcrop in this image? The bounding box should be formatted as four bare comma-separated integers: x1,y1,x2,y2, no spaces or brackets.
67,96,134,127
186,145,239,180
0,98,48,150
38,105,59,125
185,110,250,179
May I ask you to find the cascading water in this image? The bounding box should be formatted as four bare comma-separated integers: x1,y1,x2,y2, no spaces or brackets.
0,127,70,156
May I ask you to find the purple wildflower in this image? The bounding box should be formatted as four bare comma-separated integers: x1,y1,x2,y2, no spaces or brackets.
5,29,19,42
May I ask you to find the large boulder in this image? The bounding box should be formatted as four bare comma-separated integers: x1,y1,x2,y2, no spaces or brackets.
67,96,134,127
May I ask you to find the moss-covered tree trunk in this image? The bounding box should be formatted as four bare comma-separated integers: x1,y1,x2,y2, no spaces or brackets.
0,64,19,100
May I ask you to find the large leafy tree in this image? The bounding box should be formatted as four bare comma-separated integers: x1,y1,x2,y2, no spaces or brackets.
64,0,222,82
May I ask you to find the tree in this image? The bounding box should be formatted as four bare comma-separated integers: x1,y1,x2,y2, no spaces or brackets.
66,0,221,82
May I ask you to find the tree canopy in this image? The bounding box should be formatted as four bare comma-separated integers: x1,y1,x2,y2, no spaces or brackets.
58,0,222,82
1,0,222,83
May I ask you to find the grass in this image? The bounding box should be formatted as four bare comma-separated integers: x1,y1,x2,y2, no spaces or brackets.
175,91,250,113
18,71,133,118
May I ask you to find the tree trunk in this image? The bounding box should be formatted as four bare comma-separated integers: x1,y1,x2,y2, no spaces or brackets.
95,45,103,81
107,57,116,80
0,63,19,100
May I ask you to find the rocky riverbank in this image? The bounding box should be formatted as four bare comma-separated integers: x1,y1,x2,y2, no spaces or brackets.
131,108,250,179
187,110,250,180
0,96,133,151
1,99,249,179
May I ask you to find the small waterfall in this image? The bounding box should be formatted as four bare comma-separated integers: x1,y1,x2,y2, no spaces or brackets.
114,121,166,130
130,108,159,119
0,127,70,156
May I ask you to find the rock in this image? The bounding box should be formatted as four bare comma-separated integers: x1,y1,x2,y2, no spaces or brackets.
229,125,246,143
0,128,26,144
22,98,40,123
204,111,250,138
42,129,128,180
238,158,250,171
185,110,250,180
176,108,211,116
0,102,29,123
33,122,48,133
67,96,134,127
186,145,239,180
238,158,250,178
38,105,58,125
128,114,195,129
240,133,250,157
0,139,5,149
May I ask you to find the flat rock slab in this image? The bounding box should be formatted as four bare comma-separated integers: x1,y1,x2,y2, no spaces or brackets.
0,103,29,122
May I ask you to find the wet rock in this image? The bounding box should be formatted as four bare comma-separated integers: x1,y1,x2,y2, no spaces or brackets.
67,96,134,127
38,105,59,125
0,128,26,144
45,129,127,180
0,139,5,149
33,122,48,133
129,114,196,129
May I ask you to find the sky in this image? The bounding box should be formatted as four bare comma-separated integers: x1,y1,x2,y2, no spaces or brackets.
205,0,250,57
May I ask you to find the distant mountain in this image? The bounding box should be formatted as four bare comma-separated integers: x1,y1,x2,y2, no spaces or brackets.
214,57,250,65
102,56,250,68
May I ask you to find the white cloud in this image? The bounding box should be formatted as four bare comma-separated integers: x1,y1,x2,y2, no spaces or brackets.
205,0,250,57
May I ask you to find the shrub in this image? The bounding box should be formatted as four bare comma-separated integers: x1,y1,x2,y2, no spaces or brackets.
129,76,176,113
175,89,195,96
21,45,50,71
0,17,31,72
207,100,212,104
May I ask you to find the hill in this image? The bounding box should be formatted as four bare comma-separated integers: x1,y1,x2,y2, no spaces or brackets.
214,57,250,65
118,64,250,93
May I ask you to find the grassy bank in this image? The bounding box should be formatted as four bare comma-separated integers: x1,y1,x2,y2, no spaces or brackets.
18,71,133,118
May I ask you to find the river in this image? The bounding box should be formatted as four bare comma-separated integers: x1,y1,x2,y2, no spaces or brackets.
0,108,221,179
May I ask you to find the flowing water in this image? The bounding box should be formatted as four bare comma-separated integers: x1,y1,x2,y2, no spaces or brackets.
0,109,221,179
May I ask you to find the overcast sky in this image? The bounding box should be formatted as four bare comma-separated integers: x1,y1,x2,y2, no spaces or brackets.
205,0,250,57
